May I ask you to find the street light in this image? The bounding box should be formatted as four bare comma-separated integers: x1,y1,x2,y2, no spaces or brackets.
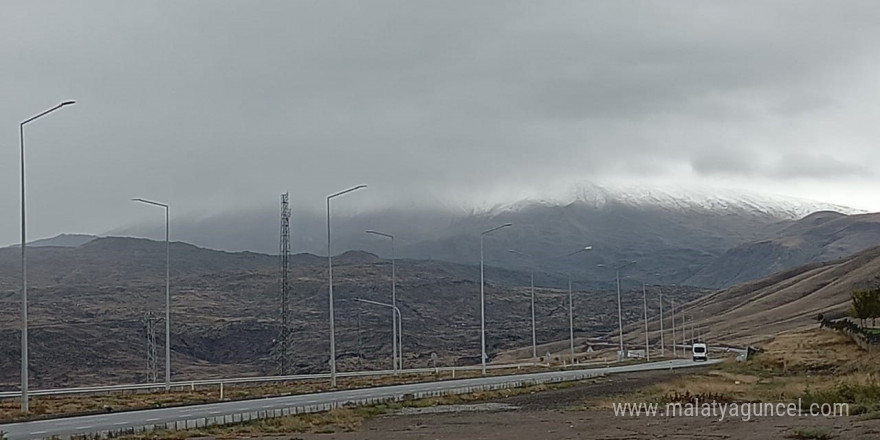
683,312,688,351
597,261,636,361
568,279,574,363
19,100,76,413
353,298,402,373
365,230,397,373
508,249,537,360
650,274,669,358
480,223,512,374
327,184,366,388
566,246,593,363
687,314,694,346
131,198,171,391
669,296,676,357
657,285,664,357
642,282,650,361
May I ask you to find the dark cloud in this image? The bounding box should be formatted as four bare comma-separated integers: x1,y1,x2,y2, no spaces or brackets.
3,0,880,245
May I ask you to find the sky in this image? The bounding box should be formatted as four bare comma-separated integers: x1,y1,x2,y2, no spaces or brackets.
3,0,880,247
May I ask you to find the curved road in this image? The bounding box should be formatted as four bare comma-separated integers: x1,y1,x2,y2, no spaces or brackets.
0,359,719,440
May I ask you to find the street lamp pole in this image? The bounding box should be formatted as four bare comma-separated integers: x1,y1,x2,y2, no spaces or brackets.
132,198,171,391
353,298,401,372
508,250,537,360
365,230,397,373
658,286,664,357
566,246,593,364
616,271,623,359
530,270,536,360
680,312,687,350
598,261,635,361
688,315,694,345
508,249,538,360
480,223,512,375
568,279,574,363
19,100,76,413
327,185,367,388
642,282,650,361
669,297,676,357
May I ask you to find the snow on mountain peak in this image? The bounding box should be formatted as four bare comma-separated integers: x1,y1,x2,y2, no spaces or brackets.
485,182,864,220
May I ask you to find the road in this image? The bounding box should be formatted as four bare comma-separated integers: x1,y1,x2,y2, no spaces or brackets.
0,359,719,440
0,362,545,399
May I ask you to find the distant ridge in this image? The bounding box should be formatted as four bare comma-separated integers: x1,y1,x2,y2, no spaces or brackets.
5,233,99,248
686,212,880,288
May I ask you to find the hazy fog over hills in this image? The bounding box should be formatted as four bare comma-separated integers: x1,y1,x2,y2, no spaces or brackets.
103,183,868,289
686,211,880,288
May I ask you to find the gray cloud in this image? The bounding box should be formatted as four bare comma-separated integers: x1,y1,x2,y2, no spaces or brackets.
3,0,880,245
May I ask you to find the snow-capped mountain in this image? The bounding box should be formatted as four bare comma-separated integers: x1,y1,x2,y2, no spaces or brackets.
107,182,873,290
485,182,864,220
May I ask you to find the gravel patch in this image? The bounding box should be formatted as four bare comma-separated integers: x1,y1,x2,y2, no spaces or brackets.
392,402,519,415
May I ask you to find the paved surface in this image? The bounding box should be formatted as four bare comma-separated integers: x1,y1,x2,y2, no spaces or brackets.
0,359,719,440
0,362,543,398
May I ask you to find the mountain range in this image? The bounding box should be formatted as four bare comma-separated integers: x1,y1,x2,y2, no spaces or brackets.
4,184,880,388
80,184,879,290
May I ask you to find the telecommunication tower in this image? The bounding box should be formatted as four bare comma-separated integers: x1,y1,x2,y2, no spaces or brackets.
144,311,158,383
278,192,293,374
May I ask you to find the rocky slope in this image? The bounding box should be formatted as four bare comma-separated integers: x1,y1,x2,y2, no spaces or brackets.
0,237,703,390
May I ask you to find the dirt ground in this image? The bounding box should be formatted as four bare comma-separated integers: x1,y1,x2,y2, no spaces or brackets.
293,369,880,440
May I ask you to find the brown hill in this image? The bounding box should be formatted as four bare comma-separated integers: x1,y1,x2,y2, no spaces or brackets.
0,237,705,390
632,245,880,348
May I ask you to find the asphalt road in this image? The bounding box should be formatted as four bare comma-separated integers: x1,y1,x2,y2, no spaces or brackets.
0,359,719,440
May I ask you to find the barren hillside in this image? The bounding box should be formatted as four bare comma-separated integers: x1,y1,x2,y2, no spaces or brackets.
633,245,880,348
0,237,704,390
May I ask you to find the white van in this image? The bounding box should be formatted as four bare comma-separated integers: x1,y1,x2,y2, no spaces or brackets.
692,343,708,361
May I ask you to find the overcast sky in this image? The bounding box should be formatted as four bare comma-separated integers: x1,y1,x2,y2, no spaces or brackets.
3,1,880,246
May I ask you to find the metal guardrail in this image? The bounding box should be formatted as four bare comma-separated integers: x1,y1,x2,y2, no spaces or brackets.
0,362,545,399
0,359,720,440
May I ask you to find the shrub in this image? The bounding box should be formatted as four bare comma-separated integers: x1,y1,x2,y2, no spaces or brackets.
787,427,834,439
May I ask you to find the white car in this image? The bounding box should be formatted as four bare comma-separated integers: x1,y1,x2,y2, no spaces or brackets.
692,343,708,361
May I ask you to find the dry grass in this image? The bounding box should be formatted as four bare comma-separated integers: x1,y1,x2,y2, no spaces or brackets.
83,407,372,440
787,426,835,439
588,328,880,412
0,364,560,423
90,380,584,440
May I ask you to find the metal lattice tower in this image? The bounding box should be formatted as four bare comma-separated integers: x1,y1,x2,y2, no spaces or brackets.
144,312,158,383
278,192,292,375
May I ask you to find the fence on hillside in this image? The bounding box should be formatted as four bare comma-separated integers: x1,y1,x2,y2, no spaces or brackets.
818,316,880,352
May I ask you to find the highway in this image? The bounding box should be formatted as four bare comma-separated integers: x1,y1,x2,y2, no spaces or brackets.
0,362,546,399
0,359,720,440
